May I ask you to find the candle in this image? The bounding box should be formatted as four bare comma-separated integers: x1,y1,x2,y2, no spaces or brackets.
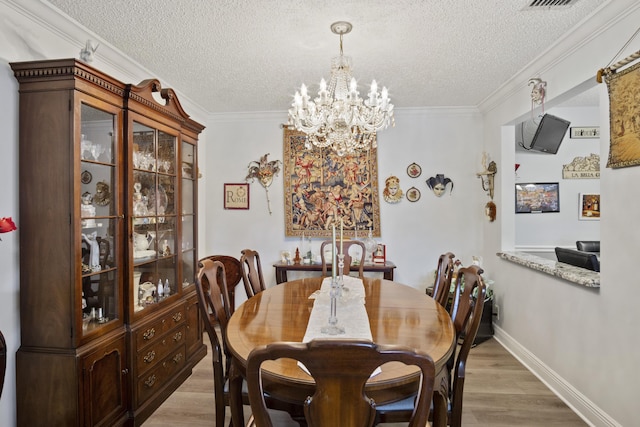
340,218,344,256
332,224,336,279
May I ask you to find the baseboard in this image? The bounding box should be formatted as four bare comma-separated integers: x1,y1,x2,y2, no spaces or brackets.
493,325,621,427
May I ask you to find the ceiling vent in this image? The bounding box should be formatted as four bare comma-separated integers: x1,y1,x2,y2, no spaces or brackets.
524,0,581,9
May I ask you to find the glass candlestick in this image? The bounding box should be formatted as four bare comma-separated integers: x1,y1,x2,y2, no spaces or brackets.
321,278,345,335
337,253,348,295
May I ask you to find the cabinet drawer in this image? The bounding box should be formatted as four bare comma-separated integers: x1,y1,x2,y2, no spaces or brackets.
134,304,186,350
136,325,186,375
136,345,186,405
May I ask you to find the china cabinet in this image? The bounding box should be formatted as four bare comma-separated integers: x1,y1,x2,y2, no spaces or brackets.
12,58,206,426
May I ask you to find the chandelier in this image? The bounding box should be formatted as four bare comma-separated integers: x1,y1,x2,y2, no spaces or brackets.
287,21,395,156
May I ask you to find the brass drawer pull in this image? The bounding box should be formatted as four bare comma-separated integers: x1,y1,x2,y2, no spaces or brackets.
173,332,182,342
144,374,156,388
172,312,182,322
172,353,183,364
143,328,155,340
143,350,156,363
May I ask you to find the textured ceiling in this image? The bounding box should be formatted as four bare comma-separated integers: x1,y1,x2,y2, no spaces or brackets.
47,0,604,113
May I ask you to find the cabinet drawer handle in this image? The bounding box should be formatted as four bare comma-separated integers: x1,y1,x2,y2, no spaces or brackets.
143,350,156,363
122,368,129,375
173,332,182,342
144,375,157,388
143,328,155,340
172,312,182,322
172,353,183,364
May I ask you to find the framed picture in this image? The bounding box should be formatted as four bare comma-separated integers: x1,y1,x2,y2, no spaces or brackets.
406,187,421,202
570,127,600,139
407,163,422,178
515,182,560,213
223,183,250,210
579,193,600,220
373,244,386,264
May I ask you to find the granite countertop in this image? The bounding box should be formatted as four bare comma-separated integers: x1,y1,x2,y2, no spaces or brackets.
497,251,600,288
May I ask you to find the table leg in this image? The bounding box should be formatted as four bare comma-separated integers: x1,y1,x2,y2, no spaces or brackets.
383,269,394,281
275,268,288,284
229,360,245,427
432,369,450,427
432,389,448,427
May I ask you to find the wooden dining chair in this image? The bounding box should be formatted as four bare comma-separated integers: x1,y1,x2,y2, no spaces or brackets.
431,252,456,308
246,339,436,427
0,329,6,399
195,259,235,427
240,249,267,298
319,240,366,279
196,259,303,427
375,265,487,427
199,254,242,315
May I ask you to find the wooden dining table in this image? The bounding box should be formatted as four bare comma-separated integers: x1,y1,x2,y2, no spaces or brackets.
226,277,456,426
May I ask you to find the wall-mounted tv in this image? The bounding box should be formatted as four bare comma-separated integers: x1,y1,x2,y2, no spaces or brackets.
515,114,571,154
515,182,560,213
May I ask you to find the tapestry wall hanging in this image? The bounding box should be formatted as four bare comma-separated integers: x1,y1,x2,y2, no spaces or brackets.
283,127,381,237
605,60,640,168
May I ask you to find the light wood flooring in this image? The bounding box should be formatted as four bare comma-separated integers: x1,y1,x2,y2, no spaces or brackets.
143,337,587,426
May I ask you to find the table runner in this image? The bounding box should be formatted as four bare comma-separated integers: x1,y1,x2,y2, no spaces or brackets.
303,275,371,342
300,276,381,377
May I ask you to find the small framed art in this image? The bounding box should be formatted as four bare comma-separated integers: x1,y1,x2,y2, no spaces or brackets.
570,127,599,139
224,183,250,210
406,187,421,202
373,244,386,264
579,193,600,220
407,163,422,178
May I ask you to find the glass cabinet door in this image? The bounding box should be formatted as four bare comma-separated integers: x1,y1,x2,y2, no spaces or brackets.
80,103,120,336
131,122,178,313
181,141,197,290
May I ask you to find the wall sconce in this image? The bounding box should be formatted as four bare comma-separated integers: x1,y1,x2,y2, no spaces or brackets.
477,156,497,200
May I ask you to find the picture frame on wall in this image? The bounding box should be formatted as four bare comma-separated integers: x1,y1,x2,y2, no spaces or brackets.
515,182,560,213
223,183,250,210
579,193,600,220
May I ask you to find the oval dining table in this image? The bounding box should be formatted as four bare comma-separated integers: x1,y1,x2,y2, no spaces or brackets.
226,276,456,427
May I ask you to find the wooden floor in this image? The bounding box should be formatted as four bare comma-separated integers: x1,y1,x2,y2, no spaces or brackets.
143,337,587,427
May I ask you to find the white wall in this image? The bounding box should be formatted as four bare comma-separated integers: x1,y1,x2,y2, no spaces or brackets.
515,106,601,250
481,2,640,426
203,108,485,307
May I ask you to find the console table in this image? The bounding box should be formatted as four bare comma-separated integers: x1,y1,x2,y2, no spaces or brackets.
273,261,396,284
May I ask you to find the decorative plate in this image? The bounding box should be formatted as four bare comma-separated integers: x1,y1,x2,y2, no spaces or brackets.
81,170,92,184
407,163,422,178
406,187,421,202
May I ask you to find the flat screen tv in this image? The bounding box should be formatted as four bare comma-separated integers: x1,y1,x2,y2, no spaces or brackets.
516,114,571,154
515,182,560,213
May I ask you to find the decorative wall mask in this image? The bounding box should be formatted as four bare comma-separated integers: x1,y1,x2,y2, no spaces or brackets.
246,153,281,215
529,77,546,106
485,201,497,222
383,175,403,203
426,174,453,197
